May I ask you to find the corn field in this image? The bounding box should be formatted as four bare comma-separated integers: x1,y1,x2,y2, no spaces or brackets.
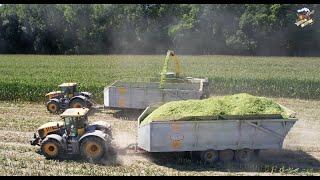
0,55,320,103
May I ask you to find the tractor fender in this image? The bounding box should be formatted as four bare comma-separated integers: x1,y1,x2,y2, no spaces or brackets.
47,98,60,104
43,134,66,148
88,121,113,138
79,92,92,98
79,130,110,144
70,95,87,102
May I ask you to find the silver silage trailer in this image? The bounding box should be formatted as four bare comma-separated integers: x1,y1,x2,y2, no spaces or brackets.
137,106,297,163
104,77,209,110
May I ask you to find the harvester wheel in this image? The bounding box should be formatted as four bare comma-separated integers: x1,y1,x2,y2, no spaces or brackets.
41,138,62,159
235,148,254,163
201,149,219,163
219,149,235,162
80,136,107,163
70,98,86,109
47,101,60,114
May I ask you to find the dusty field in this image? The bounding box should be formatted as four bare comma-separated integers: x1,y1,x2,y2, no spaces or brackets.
0,98,320,176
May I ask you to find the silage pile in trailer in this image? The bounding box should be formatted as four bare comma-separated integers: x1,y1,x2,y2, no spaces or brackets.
141,93,290,126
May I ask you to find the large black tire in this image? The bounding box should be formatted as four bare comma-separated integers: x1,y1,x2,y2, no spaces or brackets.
80,136,108,163
70,98,86,109
47,100,60,114
41,138,62,159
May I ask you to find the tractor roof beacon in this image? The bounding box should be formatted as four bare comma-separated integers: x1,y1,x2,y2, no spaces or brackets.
30,108,112,163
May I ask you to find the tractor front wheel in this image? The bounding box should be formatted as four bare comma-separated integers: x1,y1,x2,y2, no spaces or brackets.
47,101,60,114
80,136,108,163
41,138,62,159
70,98,86,109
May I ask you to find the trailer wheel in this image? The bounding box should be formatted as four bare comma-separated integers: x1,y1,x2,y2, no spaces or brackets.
235,149,254,163
219,149,234,162
201,150,218,163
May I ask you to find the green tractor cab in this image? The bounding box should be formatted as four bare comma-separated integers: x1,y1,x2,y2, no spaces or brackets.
30,108,112,163
46,83,93,114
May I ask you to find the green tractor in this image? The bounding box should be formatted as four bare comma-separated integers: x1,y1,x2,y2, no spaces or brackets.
30,108,113,163
45,83,93,114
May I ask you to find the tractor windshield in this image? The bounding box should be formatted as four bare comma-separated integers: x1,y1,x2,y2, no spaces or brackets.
64,117,76,127
64,116,85,137
61,87,70,95
60,86,75,98
64,116,87,130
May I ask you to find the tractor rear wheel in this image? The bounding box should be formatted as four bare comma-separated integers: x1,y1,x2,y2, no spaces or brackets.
41,138,62,159
80,136,107,163
47,101,60,114
70,98,86,109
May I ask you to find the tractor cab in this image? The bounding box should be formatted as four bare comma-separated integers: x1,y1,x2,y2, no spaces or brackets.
60,108,89,137
59,83,78,99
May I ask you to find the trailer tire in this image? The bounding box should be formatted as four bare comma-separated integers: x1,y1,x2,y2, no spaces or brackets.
235,149,254,163
201,150,219,163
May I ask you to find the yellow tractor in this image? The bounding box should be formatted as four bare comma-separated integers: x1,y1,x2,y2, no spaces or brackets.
45,83,93,114
30,108,113,163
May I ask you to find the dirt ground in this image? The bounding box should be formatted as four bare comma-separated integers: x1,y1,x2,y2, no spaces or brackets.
0,98,320,175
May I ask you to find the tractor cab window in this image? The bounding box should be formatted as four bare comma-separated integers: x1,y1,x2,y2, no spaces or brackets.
61,86,71,96
64,117,81,137
61,87,68,94
61,86,75,98
64,117,76,128
64,117,76,136
64,116,88,137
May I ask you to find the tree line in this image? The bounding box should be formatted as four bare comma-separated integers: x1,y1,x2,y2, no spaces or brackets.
1,4,320,56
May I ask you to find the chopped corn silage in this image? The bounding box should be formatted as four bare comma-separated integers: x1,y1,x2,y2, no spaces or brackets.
141,93,290,126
